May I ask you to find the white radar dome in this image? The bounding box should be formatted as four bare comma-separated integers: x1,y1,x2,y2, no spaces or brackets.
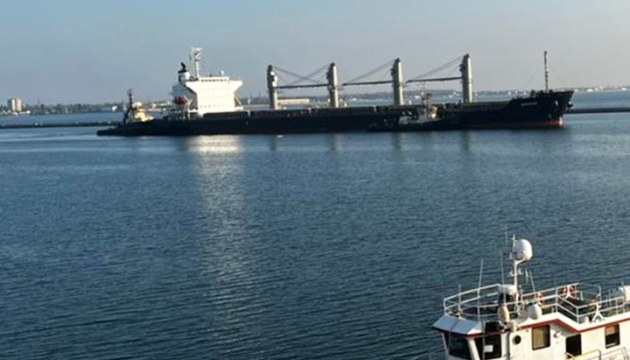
513,239,533,262
498,284,518,296
527,303,542,320
615,285,630,303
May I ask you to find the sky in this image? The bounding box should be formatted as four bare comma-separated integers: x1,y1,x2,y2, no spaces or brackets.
1,0,630,104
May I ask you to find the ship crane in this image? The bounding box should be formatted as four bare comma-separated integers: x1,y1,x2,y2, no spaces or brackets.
267,63,339,110
341,58,405,106
267,54,473,110
406,54,474,104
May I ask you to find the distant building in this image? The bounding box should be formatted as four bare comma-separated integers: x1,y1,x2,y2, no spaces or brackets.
7,98,23,113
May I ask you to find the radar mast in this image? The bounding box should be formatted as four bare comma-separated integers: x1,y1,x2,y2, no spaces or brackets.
190,48,203,78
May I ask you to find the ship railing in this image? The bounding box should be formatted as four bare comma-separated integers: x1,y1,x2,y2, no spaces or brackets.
251,109,313,118
522,283,606,323
442,282,630,323
443,284,506,320
603,347,630,360
566,349,601,360
308,106,379,116
442,283,540,321
568,347,630,360
547,283,630,324
531,283,630,324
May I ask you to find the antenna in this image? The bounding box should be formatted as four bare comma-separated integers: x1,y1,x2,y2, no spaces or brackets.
504,225,510,254
477,259,484,289
512,235,519,288
544,51,549,92
500,250,505,285
477,258,484,321
511,236,533,303
530,271,537,294
190,47,203,78
122,89,133,125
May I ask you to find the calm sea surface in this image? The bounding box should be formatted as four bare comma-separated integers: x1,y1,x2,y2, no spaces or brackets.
3,92,630,359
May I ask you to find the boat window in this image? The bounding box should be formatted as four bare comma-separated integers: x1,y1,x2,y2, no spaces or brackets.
605,325,620,348
448,335,471,360
566,334,581,356
475,335,502,359
532,325,550,350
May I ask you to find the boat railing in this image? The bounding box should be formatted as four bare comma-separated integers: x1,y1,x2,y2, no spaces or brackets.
567,349,602,360
443,284,506,320
568,347,630,360
547,284,630,323
443,283,630,323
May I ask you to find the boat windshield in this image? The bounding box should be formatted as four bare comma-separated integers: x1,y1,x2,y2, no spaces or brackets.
446,334,472,360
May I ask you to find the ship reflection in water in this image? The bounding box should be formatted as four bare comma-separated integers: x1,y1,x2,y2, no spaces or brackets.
175,132,484,155
184,136,244,154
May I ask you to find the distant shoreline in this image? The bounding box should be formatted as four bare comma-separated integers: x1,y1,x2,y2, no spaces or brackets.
2,88,628,118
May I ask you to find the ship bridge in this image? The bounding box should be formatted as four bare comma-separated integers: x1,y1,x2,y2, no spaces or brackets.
171,48,243,117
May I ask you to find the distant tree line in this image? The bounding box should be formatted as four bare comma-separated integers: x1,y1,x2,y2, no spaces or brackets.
0,102,127,115
19,102,125,115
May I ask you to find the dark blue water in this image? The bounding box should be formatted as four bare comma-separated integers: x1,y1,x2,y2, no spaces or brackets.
2,93,630,359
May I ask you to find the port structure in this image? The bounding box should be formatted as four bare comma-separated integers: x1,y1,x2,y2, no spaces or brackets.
266,54,474,110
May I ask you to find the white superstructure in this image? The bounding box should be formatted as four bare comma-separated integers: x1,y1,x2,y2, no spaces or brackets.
171,48,243,118
433,238,630,360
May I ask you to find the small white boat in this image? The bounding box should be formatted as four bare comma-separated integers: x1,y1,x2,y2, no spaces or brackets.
433,237,630,360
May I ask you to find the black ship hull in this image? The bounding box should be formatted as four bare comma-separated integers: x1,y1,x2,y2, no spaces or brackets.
97,90,573,136
450,90,573,129
369,90,574,132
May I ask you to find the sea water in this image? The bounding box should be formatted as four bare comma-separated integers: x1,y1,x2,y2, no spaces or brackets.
2,91,630,359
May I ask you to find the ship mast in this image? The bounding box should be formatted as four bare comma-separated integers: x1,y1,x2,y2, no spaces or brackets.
191,48,203,79
544,51,549,92
511,237,533,306
122,89,133,125
461,54,473,104
326,63,340,108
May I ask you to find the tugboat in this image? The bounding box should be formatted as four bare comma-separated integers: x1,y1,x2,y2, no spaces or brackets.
434,238,630,360
121,89,153,124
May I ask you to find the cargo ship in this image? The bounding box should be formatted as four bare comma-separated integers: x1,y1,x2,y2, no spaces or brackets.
97,49,573,137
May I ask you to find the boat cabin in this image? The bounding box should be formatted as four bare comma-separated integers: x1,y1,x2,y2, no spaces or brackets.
433,238,630,360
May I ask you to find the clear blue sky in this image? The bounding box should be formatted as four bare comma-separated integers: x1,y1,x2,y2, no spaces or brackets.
1,0,629,104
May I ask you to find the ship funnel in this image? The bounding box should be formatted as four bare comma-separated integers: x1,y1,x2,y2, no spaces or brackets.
460,54,473,104
178,62,190,83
